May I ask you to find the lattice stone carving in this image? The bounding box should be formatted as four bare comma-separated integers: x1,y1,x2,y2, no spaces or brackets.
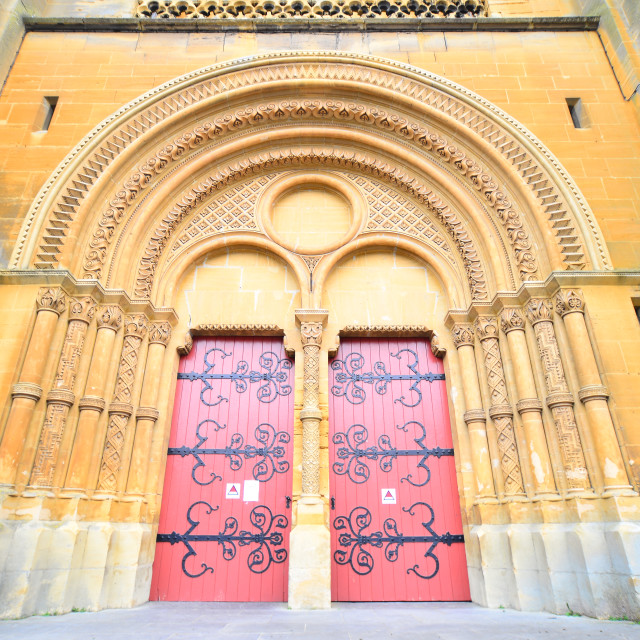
168,175,275,258
136,0,488,19
347,174,455,262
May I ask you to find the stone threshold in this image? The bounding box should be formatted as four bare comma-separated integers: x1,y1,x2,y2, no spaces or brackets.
23,16,600,33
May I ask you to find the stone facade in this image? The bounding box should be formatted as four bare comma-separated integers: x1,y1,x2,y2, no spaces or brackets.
0,0,639,622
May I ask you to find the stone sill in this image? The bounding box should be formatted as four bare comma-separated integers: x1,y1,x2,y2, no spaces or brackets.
23,16,600,33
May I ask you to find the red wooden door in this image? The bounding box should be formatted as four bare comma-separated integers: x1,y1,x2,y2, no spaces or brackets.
151,337,294,602
329,339,470,602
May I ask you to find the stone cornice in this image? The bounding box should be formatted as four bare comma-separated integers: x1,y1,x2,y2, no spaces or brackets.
0,270,179,324
22,17,600,33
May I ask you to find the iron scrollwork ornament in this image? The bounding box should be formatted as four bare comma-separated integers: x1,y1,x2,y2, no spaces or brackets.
331,349,444,407
157,502,288,577
333,503,463,579
168,419,290,485
178,348,293,406
332,421,454,486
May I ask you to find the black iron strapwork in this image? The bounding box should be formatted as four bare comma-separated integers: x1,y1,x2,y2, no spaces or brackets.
157,502,288,577
333,503,464,578
168,419,290,485
332,420,454,486
330,348,445,407
178,348,293,406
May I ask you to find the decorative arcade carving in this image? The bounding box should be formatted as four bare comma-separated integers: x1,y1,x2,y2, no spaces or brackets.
525,299,590,493
97,314,148,492
475,316,525,497
30,296,96,487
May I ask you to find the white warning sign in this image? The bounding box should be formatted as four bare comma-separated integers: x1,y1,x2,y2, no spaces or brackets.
381,488,396,504
226,482,241,499
243,480,259,502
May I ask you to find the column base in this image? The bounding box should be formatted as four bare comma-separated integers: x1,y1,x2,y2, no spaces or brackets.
288,498,331,610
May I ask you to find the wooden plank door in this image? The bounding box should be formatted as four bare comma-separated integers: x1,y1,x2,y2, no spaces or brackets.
329,338,470,602
151,336,294,602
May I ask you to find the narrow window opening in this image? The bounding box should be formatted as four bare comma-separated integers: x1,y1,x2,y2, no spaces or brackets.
566,97,587,129
35,96,58,132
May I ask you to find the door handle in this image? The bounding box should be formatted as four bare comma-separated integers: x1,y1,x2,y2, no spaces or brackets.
330,496,336,510
285,496,292,509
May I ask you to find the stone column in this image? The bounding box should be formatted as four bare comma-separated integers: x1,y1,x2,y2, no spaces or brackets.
475,317,525,498
30,296,96,488
289,309,330,610
127,321,171,495
0,287,66,484
65,305,122,490
451,323,496,502
525,298,591,494
97,315,147,493
555,289,633,494
500,308,557,498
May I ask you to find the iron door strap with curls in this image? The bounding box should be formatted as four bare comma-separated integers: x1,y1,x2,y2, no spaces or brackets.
329,338,470,602
151,337,294,602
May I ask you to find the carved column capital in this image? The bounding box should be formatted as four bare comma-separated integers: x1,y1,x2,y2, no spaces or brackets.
474,316,499,341
555,289,585,317
451,323,475,348
96,305,123,331
69,297,97,324
525,298,553,325
148,321,172,346
300,322,323,346
36,287,67,315
500,308,526,333
123,314,148,338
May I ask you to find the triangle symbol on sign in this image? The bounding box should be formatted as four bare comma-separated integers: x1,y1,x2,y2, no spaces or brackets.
385,491,393,499
230,485,238,495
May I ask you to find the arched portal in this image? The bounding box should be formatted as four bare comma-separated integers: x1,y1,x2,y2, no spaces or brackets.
1,52,638,619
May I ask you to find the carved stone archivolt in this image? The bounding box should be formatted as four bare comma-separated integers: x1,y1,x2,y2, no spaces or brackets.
133,148,489,300
98,314,148,492
475,317,524,496
525,299,590,492
30,296,97,487
86,97,538,289
19,54,605,278
136,0,488,19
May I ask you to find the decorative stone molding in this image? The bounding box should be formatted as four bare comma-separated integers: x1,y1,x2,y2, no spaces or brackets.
133,148,489,300
463,409,486,423
516,398,543,414
46,389,75,406
431,333,446,359
191,324,284,337
136,0,488,20
301,255,322,275
475,316,524,496
98,315,147,492
11,382,43,402
177,333,193,356
78,395,106,412
526,299,590,492
136,407,160,421
500,308,526,334
30,296,96,487
451,324,475,348
96,305,123,331
555,289,585,317
36,287,66,315
148,321,172,346
577,384,610,403
17,54,605,278
340,325,434,338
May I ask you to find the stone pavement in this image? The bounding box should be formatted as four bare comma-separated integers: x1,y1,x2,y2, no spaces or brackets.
0,602,638,640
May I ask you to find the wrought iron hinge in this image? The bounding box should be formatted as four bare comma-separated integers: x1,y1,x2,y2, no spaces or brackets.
330,496,336,510
285,496,292,509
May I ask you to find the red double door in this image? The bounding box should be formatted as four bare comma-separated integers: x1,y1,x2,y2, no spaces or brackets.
150,337,294,602
329,338,470,601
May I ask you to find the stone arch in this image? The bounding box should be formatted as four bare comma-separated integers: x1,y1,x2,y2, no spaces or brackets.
12,52,610,291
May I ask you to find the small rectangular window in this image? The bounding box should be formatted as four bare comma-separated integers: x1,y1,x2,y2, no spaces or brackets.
566,98,587,129
34,96,58,132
